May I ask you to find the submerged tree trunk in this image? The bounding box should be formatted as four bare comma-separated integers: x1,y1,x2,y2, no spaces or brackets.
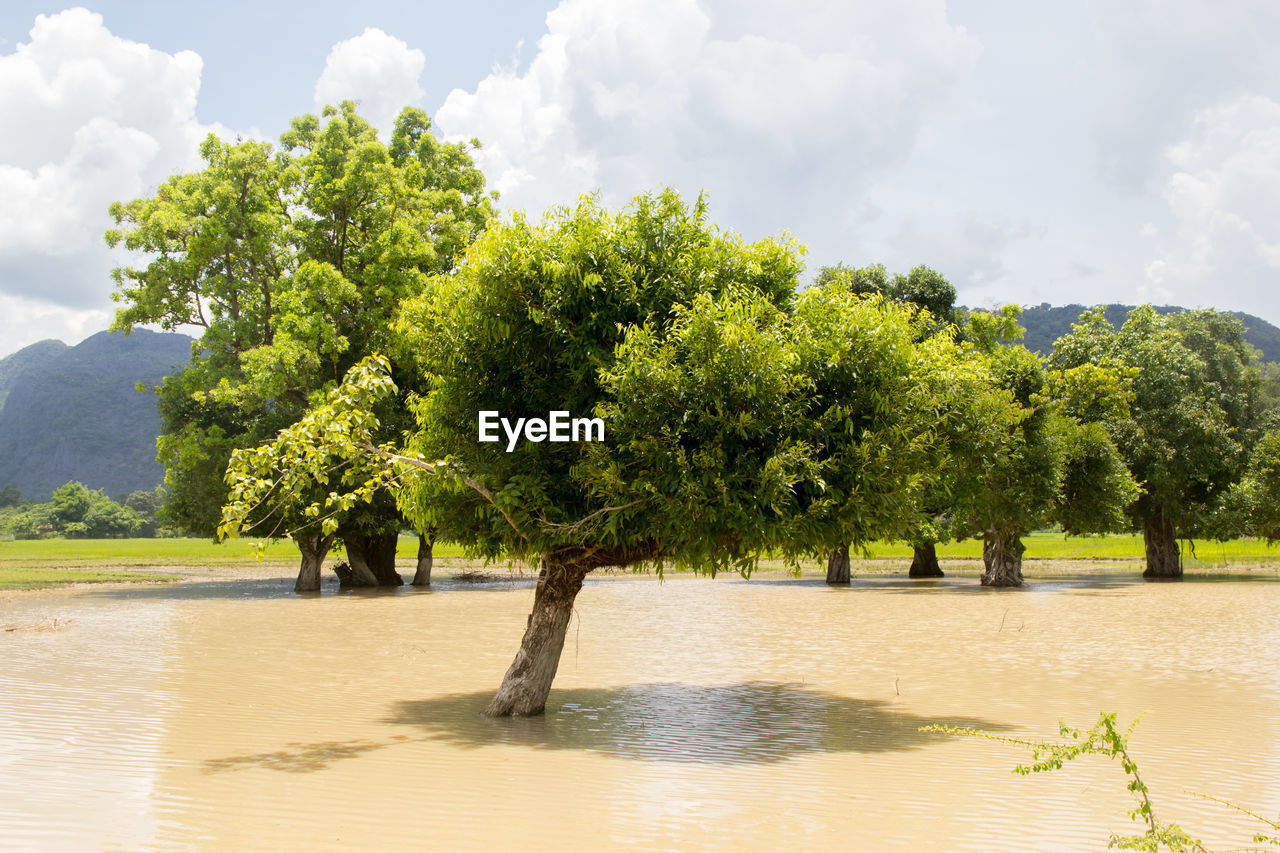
484,557,590,717
981,532,1025,587
1142,511,1182,580
484,544,656,717
826,543,851,585
908,541,944,578
294,532,335,593
338,530,403,587
412,529,435,586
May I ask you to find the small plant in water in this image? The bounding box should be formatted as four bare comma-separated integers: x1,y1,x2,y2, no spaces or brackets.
923,712,1280,851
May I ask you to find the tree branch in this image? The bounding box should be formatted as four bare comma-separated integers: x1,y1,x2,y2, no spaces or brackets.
358,441,529,544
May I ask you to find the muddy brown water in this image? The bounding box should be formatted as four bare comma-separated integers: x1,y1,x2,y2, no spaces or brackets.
2,569,1279,851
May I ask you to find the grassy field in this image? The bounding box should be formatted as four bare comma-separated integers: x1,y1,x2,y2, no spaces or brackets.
855,533,1280,566
0,536,471,570
0,536,472,590
0,568,183,591
2,531,1276,589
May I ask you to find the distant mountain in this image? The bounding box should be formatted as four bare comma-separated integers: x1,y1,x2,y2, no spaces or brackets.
1009,303,1280,364
0,338,67,412
0,330,193,501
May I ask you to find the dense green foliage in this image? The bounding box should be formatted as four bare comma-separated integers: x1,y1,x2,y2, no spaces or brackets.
816,262,961,335
0,481,143,539
1214,430,1280,543
1014,303,1280,365
392,191,810,568
225,193,1039,586
108,102,496,549
1050,307,1266,575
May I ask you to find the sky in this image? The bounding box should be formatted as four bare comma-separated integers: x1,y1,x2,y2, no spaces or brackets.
2,0,1280,358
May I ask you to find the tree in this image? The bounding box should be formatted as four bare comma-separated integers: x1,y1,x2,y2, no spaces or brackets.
5,481,145,539
223,191,999,716
1211,429,1280,543
122,485,169,537
815,262,960,328
902,306,1030,580
0,486,21,508
108,102,495,589
952,342,1139,587
1050,306,1262,578
812,263,980,580
785,288,1013,584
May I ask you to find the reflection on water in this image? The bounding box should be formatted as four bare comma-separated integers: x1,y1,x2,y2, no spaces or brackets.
387,683,1011,764
1,570,1279,851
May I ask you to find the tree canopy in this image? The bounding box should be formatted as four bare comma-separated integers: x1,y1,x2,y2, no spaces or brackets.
107,101,496,588
1049,306,1263,577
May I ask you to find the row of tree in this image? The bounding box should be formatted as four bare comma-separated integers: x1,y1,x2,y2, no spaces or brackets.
0,482,169,539
108,103,1280,716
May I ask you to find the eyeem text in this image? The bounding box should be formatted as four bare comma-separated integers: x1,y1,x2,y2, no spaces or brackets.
478,410,605,452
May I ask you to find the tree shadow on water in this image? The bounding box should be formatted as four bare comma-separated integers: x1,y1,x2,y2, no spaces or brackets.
387,681,1013,765
202,736,412,774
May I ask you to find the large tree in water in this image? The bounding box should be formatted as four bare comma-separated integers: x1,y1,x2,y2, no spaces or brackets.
1049,307,1263,579
223,190,978,716
107,102,494,590
948,328,1139,588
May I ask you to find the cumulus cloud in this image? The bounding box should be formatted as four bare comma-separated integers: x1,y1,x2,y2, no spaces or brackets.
1142,95,1280,317
314,28,426,137
435,0,980,259
0,8,230,322
1089,0,1280,190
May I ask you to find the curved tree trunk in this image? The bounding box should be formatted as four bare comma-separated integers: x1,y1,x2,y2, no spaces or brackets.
412,529,435,586
826,543,851,585
484,557,590,717
908,541,944,578
339,531,403,587
294,532,334,593
1142,511,1182,579
981,532,1025,587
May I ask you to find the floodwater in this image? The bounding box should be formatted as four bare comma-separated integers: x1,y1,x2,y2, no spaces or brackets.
2,569,1279,851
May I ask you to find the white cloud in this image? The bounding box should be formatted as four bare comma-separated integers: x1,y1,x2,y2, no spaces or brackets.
436,0,980,259
0,292,112,354
885,215,1026,289
1143,95,1280,316
0,8,231,325
313,28,426,137
1089,0,1280,190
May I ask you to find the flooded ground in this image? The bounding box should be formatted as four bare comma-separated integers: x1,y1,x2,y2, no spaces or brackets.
2,567,1279,851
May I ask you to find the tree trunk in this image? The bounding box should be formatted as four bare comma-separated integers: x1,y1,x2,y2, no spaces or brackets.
294,532,334,593
484,558,590,717
339,531,403,587
412,529,434,586
909,541,944,578
826,543,850,584
981,532,1025,587
1142,511,1182,580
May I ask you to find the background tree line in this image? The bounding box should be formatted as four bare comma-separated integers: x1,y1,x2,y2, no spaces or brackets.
0,482,169,539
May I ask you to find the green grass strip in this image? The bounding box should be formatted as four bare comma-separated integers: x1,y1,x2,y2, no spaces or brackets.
0,567,182,590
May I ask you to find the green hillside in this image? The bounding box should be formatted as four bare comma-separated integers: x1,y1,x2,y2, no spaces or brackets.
1012,303,1280,363
0,339,67,412
0,330,193,501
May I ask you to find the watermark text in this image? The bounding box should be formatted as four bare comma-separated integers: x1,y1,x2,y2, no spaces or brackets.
479,410,604,452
